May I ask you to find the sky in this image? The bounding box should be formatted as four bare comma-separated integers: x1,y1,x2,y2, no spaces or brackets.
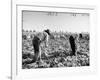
22,11,90,33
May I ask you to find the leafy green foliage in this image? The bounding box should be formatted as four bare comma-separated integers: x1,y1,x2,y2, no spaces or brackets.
22,30,89,69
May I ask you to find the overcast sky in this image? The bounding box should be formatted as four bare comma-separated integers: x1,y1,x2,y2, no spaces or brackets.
22,11,89,33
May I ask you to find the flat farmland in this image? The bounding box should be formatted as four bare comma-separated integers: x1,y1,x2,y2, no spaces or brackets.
22,31,89,69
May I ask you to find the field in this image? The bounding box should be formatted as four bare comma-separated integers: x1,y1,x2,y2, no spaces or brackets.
22,30,90,69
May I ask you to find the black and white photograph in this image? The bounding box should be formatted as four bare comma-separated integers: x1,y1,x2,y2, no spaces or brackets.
22,11,90,69
10,0,98,79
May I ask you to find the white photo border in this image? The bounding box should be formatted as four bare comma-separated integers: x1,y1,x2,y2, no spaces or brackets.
12,3,97,80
